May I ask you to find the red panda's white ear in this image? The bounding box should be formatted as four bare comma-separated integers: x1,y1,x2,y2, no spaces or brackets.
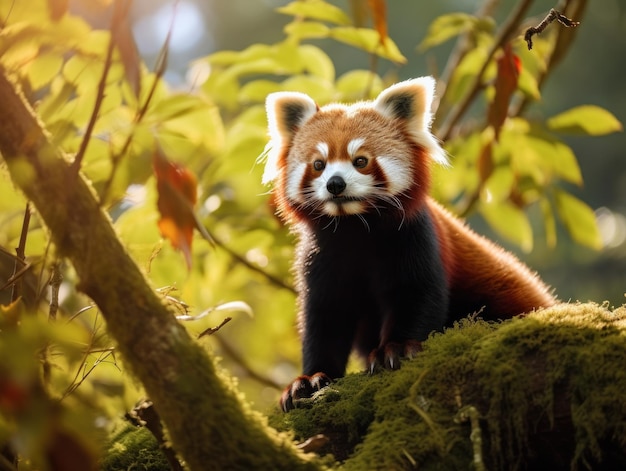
263,92,318,184
374,77,448,166
266,91,318,145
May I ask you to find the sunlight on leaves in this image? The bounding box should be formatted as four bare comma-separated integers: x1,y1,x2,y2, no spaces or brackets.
418,13,494,51
479,200,533,252
553,189,602,250
547,105,623,136
329,27,406,64
277,0,352,26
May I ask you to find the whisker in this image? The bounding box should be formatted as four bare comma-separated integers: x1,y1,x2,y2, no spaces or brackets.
357,214,370,232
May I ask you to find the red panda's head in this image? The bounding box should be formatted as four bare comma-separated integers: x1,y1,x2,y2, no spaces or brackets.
264,77,447,225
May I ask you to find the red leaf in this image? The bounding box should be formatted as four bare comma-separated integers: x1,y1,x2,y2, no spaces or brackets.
368,0,387,45
153,148,198,269
488,43,520,140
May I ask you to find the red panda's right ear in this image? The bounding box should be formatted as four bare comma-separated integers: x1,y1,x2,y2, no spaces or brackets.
263,92,318,184
266,92,318,145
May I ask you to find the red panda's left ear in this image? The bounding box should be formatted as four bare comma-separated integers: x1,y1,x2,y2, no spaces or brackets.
374,77,448,166
374,77,436,131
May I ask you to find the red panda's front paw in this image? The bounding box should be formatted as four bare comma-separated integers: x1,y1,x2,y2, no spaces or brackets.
367,340,423,374
280,372,332,412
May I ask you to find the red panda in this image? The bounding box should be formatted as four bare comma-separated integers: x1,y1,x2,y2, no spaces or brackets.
264,77,556,412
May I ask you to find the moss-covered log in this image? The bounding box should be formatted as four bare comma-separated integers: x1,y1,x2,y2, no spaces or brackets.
0,69,321,470
269,303,626,470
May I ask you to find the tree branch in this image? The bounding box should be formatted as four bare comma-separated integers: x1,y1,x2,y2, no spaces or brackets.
0,68,319,471
435,0,534,142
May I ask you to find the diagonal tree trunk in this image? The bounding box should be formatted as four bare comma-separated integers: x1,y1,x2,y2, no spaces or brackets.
0,68,320,471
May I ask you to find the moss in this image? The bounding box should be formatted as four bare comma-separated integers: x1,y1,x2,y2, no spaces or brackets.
103,357,327,471
268,303,626,470
100,423,171,471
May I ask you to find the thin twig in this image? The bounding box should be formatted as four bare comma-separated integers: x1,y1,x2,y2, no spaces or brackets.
436,0,535,142
128,400,184,471
0,0,16,30
10,202,30,303
198,316,232,338
0,259,31,292
42,261,63,386
203,226,295,293
70,0,130,174
48,261,62,321
524,7,579,50
213,335,283,390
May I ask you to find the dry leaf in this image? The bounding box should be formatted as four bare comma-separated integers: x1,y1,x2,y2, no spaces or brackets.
153,147,198,269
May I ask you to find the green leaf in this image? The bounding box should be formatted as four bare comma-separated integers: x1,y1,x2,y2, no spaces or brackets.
446,46,488,103
238,80,282,103
277,0,352,25
516,65,540,101
280,75,335,104
547,105,623,136
329,27,407,64
24,52,63,90
284,21,330,41
481,166,514,203
499,119,583,186
479,200,533,251
540,197,557,248
298,44,335,82
335,70,383,101
553,189,602,249
418,13,477,51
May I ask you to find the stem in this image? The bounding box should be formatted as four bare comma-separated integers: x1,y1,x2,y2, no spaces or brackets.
69,0,119,174
9,202,30,303
436,0,535,142
99,0,177,205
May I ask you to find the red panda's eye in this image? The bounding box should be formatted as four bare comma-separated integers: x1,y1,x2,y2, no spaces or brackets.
353,156,368,169
313,160,325,171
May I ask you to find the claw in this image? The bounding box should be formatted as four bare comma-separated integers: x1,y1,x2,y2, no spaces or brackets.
280,373,332,412
368,339,423,374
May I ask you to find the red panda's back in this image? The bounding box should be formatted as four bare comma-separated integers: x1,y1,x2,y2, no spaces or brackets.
427,198,556,321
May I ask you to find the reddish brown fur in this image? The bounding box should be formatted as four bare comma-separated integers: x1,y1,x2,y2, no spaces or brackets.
427,198,555,318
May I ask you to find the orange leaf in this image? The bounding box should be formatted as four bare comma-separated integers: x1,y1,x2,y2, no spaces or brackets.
153,148,198,269
368,0,387,45
488,43,520,140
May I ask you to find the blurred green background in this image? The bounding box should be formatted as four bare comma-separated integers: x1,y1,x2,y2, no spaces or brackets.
118,0,626,306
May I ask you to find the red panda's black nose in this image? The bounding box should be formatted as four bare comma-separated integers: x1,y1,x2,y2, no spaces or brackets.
327,175,346,196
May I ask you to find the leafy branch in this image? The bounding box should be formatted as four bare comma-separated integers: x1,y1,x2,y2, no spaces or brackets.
70,0,128,174
435,0,534,141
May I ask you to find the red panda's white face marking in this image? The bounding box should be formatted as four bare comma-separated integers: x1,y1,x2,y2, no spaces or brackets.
264,77,448,222
307,137,377,216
